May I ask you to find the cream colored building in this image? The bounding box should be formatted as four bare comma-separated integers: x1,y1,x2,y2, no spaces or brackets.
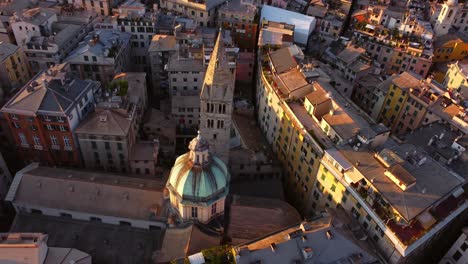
439,227,468,264
443,60,468,101
159,0,227,27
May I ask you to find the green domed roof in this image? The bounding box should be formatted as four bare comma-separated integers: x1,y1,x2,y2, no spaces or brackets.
167,153,229,203
167,134,230,203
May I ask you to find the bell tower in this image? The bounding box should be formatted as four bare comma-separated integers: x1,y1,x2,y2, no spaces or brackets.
199,30,234,164
434,0,459,37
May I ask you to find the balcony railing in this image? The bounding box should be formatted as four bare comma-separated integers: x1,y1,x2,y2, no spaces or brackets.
34,145,43,150
64,146,73,151
51,145,60,150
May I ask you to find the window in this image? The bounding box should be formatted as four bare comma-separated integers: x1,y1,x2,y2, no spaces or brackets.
145,168,150,174
46,124,54,130
372,234,379,242
19,133,27,145
119,221,131,226
59,125,67,132
105,142,110,150
30,209,42,215
60,213,72,218
320,173,326,181
461,242,468,252
211,203,217,215
90,217,102,222
91,141,97,149
51,135,58,145
191,207,198,218
117,143,122,150
63,136,71,147
33,135,40,146
452,250,462,261
84,55,89,61
13,122,20,129
331,184,336,192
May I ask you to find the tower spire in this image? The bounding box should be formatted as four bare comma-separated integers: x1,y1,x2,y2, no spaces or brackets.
199,29,235,164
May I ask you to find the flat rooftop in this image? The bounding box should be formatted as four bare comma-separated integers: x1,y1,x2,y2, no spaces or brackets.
318,82,377,136
236,210,378,264
10,214,164,264
403,122,467,180
338,143,465,221
288,102,334,149
7,165,169,222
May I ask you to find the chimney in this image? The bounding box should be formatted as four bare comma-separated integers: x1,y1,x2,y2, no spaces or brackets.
270,243,277,252
439,132,445,140
329,109,335,116
99,113,108,122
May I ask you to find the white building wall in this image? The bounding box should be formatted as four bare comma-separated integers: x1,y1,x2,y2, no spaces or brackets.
439,229,468,264
13,202,166,229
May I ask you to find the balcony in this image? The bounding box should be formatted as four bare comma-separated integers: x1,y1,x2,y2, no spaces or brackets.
64,146,73,151
51,145,60,150
20,143,29,148
34,145,43,150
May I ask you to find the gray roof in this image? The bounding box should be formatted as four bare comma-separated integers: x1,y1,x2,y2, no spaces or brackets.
66,30,131,62
51,23,83,48
1,65,98,115
403,122,467,180
7,164,170,222
337,45,366,65
236,214,378,264
166,57,204,72
338,143,465,221
0,42,19,62
45,247,91,264
75,108,133,136
9,214,164,264
375,74,398,93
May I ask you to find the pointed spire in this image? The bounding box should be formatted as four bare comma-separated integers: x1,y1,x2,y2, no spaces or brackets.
200,29,234,100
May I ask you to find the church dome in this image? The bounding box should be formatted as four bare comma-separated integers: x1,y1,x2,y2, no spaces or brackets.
167,133,230,203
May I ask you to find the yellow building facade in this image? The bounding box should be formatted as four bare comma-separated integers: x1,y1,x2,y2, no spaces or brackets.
433,34,468,63
0,43,30,93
